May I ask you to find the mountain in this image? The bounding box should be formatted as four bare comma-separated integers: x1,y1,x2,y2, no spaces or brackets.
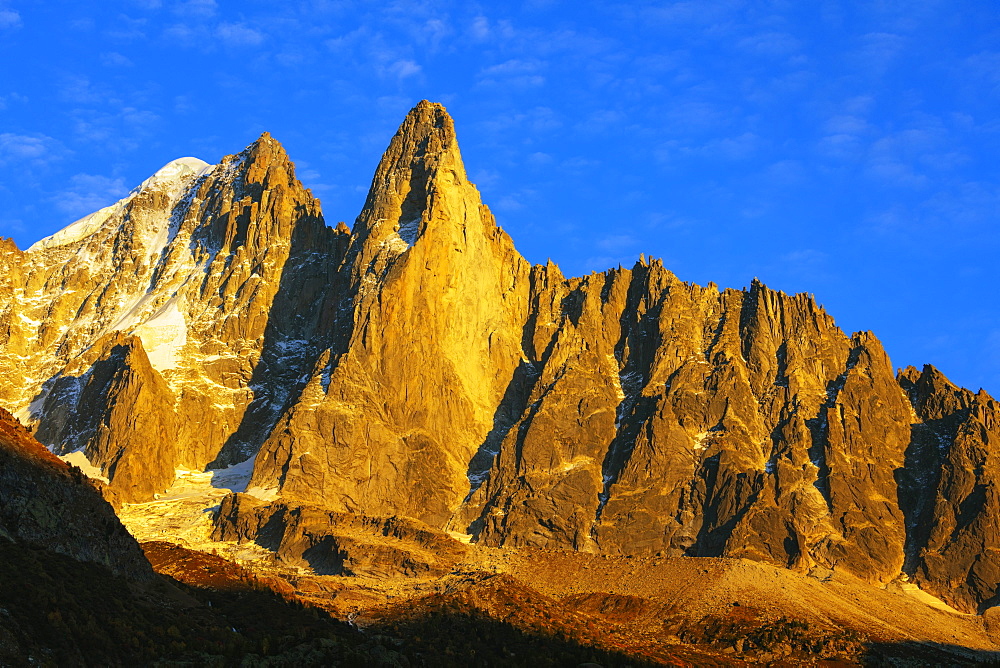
3,100,1000,621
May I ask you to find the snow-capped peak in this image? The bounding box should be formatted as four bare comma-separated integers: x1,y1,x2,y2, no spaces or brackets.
27,157,214,253
135,157,213,194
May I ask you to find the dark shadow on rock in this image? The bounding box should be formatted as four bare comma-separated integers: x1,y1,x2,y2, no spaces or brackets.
209,205,350,469
686,456,765,557
251,504,289,553
302,536,350,576
597,265,665,521
462,359,538,502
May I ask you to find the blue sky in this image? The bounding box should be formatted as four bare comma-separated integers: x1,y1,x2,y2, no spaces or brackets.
1,1,998,395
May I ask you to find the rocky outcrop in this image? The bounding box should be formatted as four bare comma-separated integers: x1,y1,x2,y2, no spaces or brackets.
898,365,1000,612
35,332,178,504
5,136,347,501
0,406,152,580
461,264,912,587
213,492,469,578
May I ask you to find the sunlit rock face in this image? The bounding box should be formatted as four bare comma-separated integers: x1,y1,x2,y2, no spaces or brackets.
1,136,347,502
3,100,1000,613
250,100,532,525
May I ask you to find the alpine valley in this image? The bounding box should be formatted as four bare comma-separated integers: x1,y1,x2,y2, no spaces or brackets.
3,101,1000,665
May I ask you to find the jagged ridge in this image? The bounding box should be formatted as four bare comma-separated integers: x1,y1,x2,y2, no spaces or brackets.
1,101,999,614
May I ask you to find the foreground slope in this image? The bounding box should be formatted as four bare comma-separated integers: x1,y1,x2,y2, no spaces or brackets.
0,406,151,580
0,408,484,666
3,101,1000,614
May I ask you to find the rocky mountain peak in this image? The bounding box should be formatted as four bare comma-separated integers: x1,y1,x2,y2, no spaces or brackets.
235,132,300,193
349,100,470,272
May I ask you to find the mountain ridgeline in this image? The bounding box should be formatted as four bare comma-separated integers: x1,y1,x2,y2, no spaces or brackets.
3,101,999,615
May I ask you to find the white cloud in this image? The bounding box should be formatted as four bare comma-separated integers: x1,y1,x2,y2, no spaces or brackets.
856,32,905,74
468,15,515,43
384,59,421,79
865,159,928,189
0,93,17,111
664,100,730,133
69,106,161,146
60,76,116,106
173,0,217,19
824,115,869,135
493,188,537,212
0,9,20,29
470,16,490,41
481,106,562,137
561,156,599,173
496,195,524,211
476,59,546,88
422,18,450,48
100,13,148,41
818,133,864,160
737,32,801,56
640,1,736,25
480,59,538,76
597,234,637,253
0,218,25,236
0,133,65,166
216,22,265,47
470,168,500,189
100,51,134,67
691,132,761,160
582,253,640,272
527,152,552,166
764,160,807,186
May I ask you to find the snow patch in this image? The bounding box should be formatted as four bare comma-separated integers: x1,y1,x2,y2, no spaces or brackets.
136,157,212,194
27,157,211,254
383,232,411,255
692,431,710,451
131,296,188,371
117,457,257,549
28,203,121,251
397,216,421,245
59,449,109,483
895,580,969,615
447,531,473,545
244,485,279,501
559,456,592,473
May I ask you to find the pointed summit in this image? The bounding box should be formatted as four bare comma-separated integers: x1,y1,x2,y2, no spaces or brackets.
350,101,473,269
225,132,301,193
375,100,459,178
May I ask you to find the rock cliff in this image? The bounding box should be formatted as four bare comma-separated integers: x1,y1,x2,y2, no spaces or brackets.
250,100,532,524
3,100,1000,613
